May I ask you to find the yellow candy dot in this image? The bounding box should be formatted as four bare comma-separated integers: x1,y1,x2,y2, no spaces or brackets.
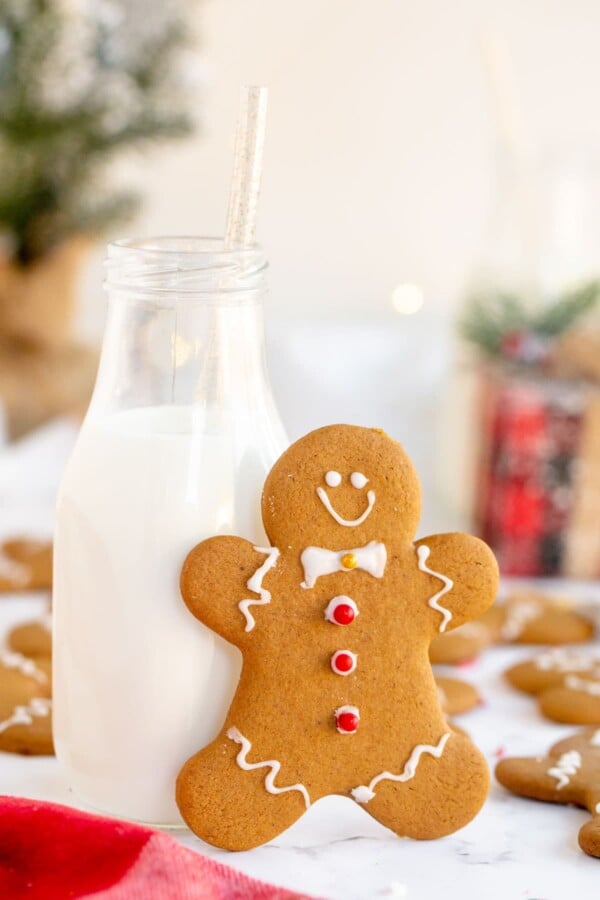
341,553,358,570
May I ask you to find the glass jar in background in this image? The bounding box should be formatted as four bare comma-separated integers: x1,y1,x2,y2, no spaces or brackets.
440,148,600,575
53,237,288,825
474,364,600,578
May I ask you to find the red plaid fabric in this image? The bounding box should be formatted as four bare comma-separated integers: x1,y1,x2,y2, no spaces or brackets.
0,796,317,900
476,370,583,576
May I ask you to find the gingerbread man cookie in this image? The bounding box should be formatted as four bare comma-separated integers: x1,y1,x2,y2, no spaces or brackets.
496,729,600,858
176,425,498,850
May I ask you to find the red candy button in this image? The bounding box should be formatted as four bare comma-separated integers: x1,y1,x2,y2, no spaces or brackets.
331,650,357,676
325,596,358,626
335,705,360,734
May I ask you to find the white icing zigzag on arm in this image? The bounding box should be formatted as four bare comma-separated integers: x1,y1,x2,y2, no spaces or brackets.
238,547,280,633
548,750,581,790
227,727,311,809
352,732,451,803
416,545,453,633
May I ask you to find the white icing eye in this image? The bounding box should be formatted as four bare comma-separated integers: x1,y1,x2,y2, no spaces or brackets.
325,471,342,487
350,472,368,489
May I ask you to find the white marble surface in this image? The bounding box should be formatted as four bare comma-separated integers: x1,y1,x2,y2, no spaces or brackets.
1,591,600,900
2,420,600,899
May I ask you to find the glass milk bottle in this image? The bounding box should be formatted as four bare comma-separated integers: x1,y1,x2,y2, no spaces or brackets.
53,238,287,825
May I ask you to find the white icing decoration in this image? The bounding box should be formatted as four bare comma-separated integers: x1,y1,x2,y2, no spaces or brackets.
331,650,357,676
350,472,368,489
335,704,360,733
0,553,29,587
325,471,342,487
352,732,451,803
301,542,387,589
416,545,453,633
591,730,600,748
565,675,600,697
316,486,376,527
324,595,359,624
596,802,600,815
535,649,598,673
548,750,581,790
227,727,311,809
500,599,540,641
0,697,51,735
238,547,280,633
0,651,47,684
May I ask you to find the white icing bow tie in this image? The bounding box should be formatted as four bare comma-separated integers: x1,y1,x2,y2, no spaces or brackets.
301,541,387,589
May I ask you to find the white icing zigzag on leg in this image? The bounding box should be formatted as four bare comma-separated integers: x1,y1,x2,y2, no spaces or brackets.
416,545,453,633
227,727,311,809
238,547,280,632
351,732,451,803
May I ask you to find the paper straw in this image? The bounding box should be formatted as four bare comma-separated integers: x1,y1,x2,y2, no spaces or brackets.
224,85,269,249
480,34,533,164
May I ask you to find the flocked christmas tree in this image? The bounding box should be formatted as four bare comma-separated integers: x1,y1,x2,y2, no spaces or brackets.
0,0,198,264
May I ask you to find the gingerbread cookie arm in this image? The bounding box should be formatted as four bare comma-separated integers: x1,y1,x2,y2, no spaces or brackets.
415,533,498,633
495,754,584,807
180,536,280,645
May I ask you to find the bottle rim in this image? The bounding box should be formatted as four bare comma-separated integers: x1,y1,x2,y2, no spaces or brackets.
104,236,268,296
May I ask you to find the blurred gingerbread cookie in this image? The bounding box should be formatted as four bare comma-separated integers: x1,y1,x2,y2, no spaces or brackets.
540,676,600,726
435,676,481,716
0,651,53,755
495,590,594,645
429,620,497,665
7,612,52,659
496,728,600,858
0,539,52,593
506,648,600,695
0,697,53,755
505,649,600,725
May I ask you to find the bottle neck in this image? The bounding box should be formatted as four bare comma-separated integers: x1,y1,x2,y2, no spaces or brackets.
88,290,273,419
87,237,282,425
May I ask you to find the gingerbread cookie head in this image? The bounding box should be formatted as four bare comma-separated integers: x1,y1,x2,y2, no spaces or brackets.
261,425,421,550
177,424,498,850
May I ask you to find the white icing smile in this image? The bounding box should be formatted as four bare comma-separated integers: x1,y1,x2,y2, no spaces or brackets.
317,471,375,527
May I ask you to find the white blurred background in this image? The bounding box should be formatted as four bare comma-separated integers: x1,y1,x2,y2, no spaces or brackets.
81,0,600,329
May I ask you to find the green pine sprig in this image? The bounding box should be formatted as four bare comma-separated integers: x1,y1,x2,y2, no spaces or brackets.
0,1,198,264
460,281,600,357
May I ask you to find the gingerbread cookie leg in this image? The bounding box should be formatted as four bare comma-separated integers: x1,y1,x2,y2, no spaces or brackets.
579,794,600,858
353,731,489,840
176,731,308,851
